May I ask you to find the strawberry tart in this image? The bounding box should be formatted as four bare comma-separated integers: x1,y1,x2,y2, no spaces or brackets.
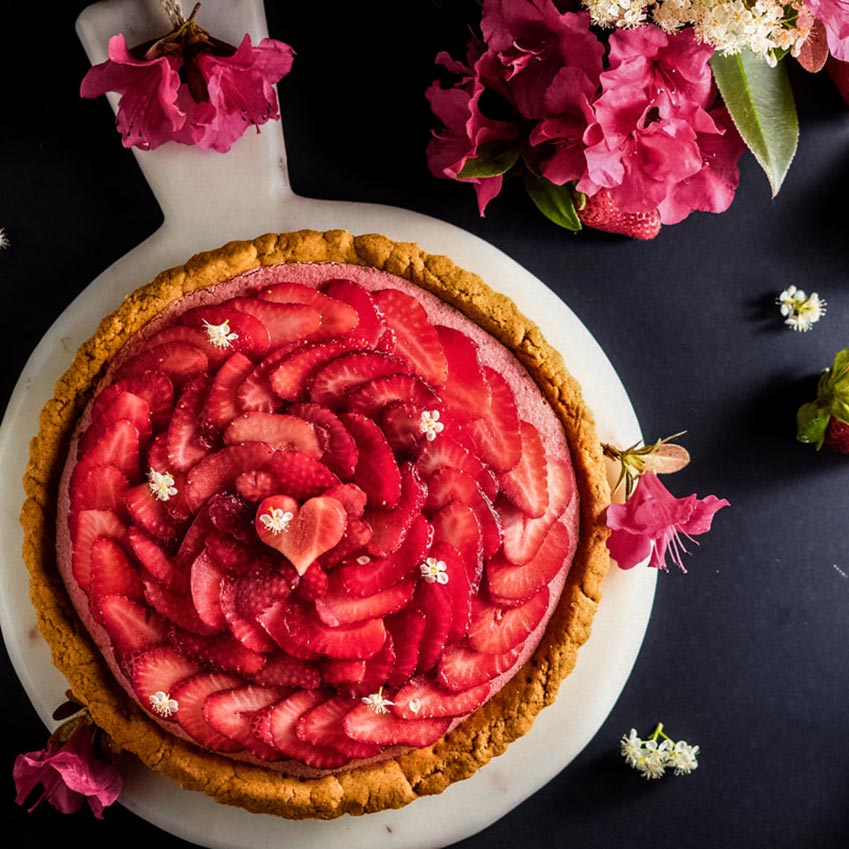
21,230,610,819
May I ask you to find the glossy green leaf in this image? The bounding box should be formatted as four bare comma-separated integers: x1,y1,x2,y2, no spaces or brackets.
457,141,521,178
523,175,581,231
710,50,799,197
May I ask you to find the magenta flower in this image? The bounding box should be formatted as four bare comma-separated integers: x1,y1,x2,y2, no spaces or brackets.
14,718,122,819
807,0,849,61
605,472,729,572
80,7,294,152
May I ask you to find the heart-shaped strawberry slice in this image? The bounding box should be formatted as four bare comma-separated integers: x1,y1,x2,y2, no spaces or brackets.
255,495,347,575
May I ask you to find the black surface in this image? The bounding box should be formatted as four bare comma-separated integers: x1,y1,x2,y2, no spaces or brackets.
2,3,848,848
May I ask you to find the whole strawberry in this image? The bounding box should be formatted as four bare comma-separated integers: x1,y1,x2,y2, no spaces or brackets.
578,189,662,241
796,348,849,453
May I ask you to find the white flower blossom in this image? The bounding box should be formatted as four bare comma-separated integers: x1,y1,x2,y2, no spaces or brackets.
0,228,9,249
203,318,239,349
420,556,449,584
668,739,700,775
776,286,826,332
259,507,294,535
621,723,699,779
419,410,445,442
147,468,178,502
361,688,395,714
149,690,179,717
620,728,644,767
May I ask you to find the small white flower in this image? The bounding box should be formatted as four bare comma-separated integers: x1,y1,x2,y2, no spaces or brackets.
203,318,239,349
361,688,394,714
635,738,672,780
419,410,445,442
620,728,644,767
259,507,294,535
147,468,178,502
149,690,179,717
776,286,826,331
420,556,449,584
668,740,700,775
0,227,9,249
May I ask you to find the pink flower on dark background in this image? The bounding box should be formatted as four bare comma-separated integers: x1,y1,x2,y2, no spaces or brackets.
606,472,729,572
80,6,294,152
14,717,122,819
807,0,849,61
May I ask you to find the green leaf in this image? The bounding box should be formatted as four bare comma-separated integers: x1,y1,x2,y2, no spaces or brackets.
457,141,521,179
796,403,829,449
523,175,582,231
710,50,799,197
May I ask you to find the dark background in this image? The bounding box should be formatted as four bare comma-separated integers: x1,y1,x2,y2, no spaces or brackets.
2,1,848,847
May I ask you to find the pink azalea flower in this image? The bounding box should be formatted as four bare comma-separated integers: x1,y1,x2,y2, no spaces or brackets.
425,47,522,214
807,0,849,61
606,472,729,572
80,11,294,152
14,719,123,819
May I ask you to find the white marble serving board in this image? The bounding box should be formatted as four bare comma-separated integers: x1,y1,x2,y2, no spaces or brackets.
0,1,656,847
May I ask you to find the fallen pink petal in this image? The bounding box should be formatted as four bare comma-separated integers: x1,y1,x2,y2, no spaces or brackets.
606,472,729,572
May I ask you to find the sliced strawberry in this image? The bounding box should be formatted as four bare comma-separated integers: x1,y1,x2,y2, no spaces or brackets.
227,298,321,348
176,505,215,567
222,562,297,648
251,653,321,689
80,391,152,455
235,345,296,413
393,676,491,719
385,607,427,688
318,517,373,569
172,672,245,752
346,374,441,422
131,644,200,720
79,417,142,480
427,541,473,642
257,600,321,659
467,586,550,655
415,434,487,484
267,337,371,402
98,593,169,664
309,351,403,410
179,303,271,360
201,352,257,430
204,684,285,749
380,403,425,457
189,548,228,630
342,703,450,748
340,513,431,596
113,341,208,389
487,519,570,604
68,461,129,515
138,323,231,368
578,188,661,240
500,456,575,565
258,282,361,341
363,463,427,557
166,375,213,473
90,370,174,433
70,508,127,592
288,402,358,479
219,577,280,654
183,442,276,512
339,412,402,509
223,412,322,456
437,642,521,692
235,469,279,502
124,483,183,546
261,599,387,659
315,571,416,627
170,627,266,676
266,451,340,500
127,526,189,593
412,579,453,675
266,690,350,768
355,631,397,696
373,287,449,387
322,482,368,520
434,326,490,421
89,537,144,617
142,574,219,636
499,421,549,518
206,493,254,547
295,562,329,602
466,367,522,474
430,500,483,591
296,695,381,759
320,278,386,346
320,656,366,688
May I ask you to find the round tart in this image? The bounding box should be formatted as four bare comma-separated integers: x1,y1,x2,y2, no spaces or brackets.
21,230,610,819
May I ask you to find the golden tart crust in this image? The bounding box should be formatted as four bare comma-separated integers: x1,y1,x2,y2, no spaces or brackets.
21,229,610,819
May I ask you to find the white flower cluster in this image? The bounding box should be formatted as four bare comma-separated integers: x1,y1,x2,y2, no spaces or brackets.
776,285,827,332
621,724,699,779
583,0,813,64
